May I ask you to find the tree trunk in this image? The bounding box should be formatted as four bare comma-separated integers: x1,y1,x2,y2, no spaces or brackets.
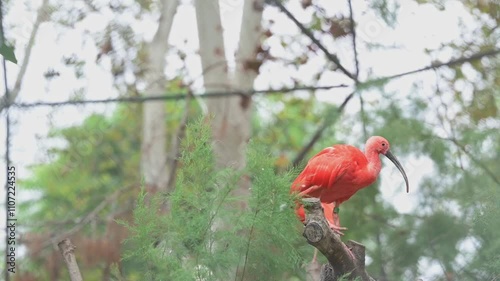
236,0,264,91
141,0,179,194
195,0,264,206
194,0,232,172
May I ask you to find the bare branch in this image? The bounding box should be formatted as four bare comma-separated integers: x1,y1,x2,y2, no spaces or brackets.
267,0,356,81
39,185,135,250
302,198,375,281
292,92,355,167
359,93,368,139
82,0,99,12
0,0,50,112
421,133,500,186
366,48,500,86
347,0,359,80
447,138,500,186
58,239,83,281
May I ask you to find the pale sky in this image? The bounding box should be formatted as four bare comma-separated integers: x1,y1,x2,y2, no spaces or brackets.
0,0,485,279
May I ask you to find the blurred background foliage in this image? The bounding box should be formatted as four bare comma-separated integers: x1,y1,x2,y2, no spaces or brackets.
4,0,499,280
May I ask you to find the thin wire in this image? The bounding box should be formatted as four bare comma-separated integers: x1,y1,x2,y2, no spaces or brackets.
10,84,349,108
6,48,499,109
0,0,12,278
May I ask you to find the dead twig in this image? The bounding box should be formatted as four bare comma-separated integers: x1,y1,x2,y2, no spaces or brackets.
58,239,83,281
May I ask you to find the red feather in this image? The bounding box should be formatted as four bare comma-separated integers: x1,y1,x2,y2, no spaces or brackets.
291,144,378,225
292,145,377,203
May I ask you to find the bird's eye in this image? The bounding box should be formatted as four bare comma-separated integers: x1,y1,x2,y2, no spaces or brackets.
382,143,386,146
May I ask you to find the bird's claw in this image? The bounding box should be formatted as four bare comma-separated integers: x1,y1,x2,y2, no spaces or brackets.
328,223,347,236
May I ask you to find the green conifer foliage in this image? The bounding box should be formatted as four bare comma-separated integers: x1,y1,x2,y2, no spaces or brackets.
123,119,306,280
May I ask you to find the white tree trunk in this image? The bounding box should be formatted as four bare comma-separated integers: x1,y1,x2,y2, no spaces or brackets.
141,0,179,193
194,0,234,169
232,0,265,164
194,0,263,202
236,0,264,90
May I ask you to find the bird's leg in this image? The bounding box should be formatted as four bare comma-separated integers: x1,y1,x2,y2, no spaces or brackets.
330,201,347,235
321,202,346,235
329,222,346,235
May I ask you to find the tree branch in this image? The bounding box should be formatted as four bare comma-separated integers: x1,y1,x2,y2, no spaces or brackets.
446,137,500,186
365,48,500,86
347,0,359,80
39,185,134,250
58,239,83,281
0,0,50,112
359,93,368,139
422,133,500,186
267,0,356,81
292,92,355,167
302,198,375,281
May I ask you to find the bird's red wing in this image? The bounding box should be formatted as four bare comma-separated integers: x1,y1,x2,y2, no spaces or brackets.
291,145,356,197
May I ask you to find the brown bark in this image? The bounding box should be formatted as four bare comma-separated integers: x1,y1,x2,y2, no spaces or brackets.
58,239,83,281
302,198,375,281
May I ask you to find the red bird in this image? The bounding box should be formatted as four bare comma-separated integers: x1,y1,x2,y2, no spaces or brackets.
291,136,409,233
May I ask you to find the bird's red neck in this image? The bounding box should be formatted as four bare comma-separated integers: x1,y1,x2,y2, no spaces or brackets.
365,149,383,178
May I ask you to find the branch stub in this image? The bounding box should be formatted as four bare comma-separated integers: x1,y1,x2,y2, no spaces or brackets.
303,221,324,243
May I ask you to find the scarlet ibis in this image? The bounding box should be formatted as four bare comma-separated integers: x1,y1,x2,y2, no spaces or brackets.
291,136,409,233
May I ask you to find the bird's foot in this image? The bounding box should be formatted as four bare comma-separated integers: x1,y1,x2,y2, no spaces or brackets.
328,222,347,236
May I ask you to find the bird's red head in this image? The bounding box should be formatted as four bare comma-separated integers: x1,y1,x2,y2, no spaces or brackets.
366,136,410,193
366,136,390,155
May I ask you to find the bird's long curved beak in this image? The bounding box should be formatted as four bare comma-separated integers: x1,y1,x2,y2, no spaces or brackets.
384,150,410,193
